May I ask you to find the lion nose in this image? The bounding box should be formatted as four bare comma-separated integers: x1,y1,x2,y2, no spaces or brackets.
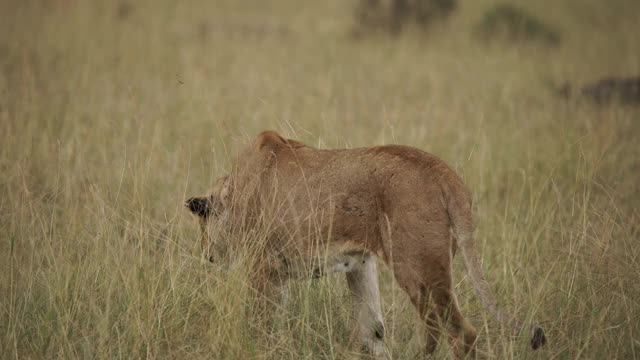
185,197,210,217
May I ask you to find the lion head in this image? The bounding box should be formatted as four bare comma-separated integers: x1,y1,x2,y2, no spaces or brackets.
185,175,231,262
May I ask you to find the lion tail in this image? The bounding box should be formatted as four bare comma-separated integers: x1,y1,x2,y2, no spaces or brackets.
445,183,547,350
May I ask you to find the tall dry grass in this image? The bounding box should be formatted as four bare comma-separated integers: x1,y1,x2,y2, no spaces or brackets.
1,0,639,358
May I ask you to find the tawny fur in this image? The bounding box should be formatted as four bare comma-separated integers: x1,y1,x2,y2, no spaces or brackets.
187,130,546,358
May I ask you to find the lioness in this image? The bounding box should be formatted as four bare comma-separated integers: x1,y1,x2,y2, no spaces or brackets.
186,130,546,358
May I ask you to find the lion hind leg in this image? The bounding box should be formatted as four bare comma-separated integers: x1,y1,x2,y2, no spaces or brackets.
393,259,477,359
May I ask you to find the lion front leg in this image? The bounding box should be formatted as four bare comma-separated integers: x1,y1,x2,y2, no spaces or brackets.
248,261,291,337
346,254,386,359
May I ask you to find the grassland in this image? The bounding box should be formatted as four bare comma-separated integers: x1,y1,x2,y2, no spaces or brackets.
1,0,639,358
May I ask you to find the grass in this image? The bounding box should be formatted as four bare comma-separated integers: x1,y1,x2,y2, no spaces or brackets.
1,0,639,358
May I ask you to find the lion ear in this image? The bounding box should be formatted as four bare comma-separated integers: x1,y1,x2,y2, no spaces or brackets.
254,130,306,154
185,196,213,218
255,130,287,153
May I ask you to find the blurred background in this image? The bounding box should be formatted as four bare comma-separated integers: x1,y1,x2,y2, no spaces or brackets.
1,0,639,358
